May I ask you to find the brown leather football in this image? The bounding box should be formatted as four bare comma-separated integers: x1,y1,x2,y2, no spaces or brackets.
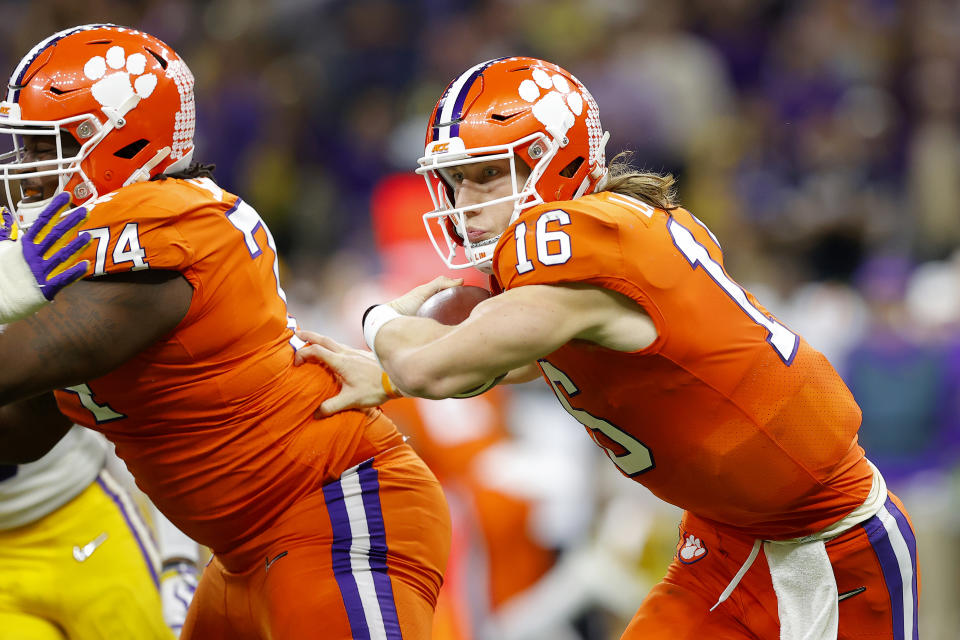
416,285,492,325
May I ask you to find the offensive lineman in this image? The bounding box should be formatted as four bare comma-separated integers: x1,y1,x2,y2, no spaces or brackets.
0,24,449,639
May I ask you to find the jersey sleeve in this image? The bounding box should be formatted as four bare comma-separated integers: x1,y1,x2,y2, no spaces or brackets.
75,183,195,277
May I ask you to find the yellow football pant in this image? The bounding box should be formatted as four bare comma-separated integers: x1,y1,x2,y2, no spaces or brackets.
0,471,173,640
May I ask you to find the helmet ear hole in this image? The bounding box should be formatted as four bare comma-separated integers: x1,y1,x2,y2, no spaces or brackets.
559,156,584,178
113,139,149,159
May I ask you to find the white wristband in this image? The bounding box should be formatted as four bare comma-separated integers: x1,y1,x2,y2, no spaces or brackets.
0,241,46,323
363,304,403,353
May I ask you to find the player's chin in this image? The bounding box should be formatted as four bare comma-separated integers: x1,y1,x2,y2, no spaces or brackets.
450,373,506,399
19,181,51,202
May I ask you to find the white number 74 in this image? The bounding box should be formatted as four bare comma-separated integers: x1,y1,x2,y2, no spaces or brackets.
83,223,149,275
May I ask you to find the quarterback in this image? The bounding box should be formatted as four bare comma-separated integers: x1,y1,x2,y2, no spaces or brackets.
297,57,919,640
0,24,449,639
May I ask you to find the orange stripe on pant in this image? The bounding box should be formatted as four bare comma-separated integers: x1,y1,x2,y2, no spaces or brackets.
622,492,919,640
181,444,451,640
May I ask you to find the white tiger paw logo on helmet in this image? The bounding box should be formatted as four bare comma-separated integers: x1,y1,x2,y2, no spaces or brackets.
518,68,583,143
83,46,158,111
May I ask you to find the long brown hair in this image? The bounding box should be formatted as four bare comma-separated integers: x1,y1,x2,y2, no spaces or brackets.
598,151,678,210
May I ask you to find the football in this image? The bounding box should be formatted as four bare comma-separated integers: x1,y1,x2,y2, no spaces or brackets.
416,285,492,325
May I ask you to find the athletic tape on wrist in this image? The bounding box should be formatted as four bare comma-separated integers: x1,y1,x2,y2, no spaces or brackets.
362,303,403,353
0,241,47,322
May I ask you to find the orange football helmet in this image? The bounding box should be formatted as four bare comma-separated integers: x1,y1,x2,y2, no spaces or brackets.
416,56,609,271
0,24,195,227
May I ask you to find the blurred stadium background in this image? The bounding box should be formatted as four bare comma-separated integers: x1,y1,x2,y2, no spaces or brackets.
4,1,959,638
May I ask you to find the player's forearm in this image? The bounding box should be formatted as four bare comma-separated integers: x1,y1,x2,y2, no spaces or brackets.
375,317,486,398
376,312,546,398
0,274,192,405
371,284,586,398
501,362,542,384
0,289,122,404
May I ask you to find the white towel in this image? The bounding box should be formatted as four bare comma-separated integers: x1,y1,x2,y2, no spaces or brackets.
765,538,838,640
764,461,888,640
710,460,888,640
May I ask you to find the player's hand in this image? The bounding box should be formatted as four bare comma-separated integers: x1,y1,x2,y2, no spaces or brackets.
160,560,199,638
0,193,90,322
386,276,463,315
294,329,388,416
22,192,91,301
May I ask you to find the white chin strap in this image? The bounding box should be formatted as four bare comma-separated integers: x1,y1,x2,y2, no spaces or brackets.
465,234,501,274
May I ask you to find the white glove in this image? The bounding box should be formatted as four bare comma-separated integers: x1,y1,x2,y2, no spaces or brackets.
160,561,199,637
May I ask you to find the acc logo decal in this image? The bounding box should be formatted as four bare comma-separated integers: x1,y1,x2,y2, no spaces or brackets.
431,142,450,154
677,531,707,564
0,105,9,116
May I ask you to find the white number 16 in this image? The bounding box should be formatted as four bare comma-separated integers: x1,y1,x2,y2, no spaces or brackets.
514,210,573,275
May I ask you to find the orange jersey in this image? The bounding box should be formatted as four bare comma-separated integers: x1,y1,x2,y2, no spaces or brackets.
492,192,873,539
54,178,403,554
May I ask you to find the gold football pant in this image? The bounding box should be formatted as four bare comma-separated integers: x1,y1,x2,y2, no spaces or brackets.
0,470,172,640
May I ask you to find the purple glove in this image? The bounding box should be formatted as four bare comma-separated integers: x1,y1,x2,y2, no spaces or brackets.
20,192,90,301
0,207,15,242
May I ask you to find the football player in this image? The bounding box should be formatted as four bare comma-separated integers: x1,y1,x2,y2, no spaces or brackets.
0,426,198,639
296,57,919,640
0,24,449,639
